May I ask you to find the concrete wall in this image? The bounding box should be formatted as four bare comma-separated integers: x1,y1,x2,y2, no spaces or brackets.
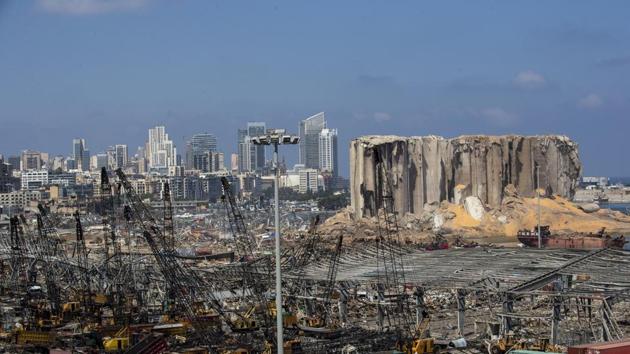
350,135,581,218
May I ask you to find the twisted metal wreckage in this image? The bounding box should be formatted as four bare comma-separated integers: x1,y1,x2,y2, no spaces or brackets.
0,164,629,353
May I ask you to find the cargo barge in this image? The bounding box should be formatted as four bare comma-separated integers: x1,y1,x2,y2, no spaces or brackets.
517,226,626,249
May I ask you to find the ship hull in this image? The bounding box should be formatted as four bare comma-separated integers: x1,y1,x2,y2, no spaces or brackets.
518,234,624,249
517,234,542,248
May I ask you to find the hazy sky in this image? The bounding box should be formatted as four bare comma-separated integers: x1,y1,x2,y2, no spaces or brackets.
1,0,629,177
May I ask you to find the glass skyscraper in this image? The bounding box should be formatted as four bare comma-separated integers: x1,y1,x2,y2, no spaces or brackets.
299,112,326,170
72,138,90,171
185,133,217,171
237,122,266,173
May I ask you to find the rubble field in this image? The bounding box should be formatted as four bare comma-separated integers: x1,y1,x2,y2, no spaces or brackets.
320,186,630,245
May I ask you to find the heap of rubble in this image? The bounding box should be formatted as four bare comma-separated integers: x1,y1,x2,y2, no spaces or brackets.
322,186,630,243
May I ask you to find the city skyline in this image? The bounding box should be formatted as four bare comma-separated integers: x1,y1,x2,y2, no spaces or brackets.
0,113,340,175
0,118,315,171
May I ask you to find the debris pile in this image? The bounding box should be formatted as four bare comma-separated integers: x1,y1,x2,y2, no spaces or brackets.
323,187,630,243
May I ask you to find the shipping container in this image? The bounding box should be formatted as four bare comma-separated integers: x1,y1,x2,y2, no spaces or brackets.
569,339,630,354
586,348,627,354
569,344,591,354
586,341,630,354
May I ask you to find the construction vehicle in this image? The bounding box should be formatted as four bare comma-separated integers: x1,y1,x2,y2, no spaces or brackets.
234,302,297,331
263,339,302,354
232,305,259,331
62,301,80,315
488,335,563,354
398,338,436,354
36,315,60,330
267,302,298,328
103,326,130,352
299,315,325,328
396,318,440,354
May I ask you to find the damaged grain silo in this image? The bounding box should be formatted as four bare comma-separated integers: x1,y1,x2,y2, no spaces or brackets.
349,135,582,218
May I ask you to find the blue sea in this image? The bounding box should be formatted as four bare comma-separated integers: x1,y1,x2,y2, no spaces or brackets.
599,202,630,215
609,177,630,186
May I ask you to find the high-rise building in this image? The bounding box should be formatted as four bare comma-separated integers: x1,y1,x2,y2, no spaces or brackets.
247,122,266,172
208,152,225,172
137,157,147,174
319,128,338,176
134,146,147,173
115,144,128,169
230,153,239,173
237,122,266,173
93,154,109,170
20,150,47,171
238,135,253,173
237,129,249,172
72,138,90,171
66,158,76,170
185,133,217,171
184,141,192,168
0,161,20,193
51,156,65,172
90,155,98,170
299,112,326,169
105,146,115,169
145,126,177,171
7,156,20,171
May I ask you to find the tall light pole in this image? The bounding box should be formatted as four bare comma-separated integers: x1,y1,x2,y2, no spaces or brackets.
536,164,541,249
251,129,299,353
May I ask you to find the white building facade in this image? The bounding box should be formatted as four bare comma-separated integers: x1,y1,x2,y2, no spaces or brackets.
318,128,338,176
298,168,320,194
146,126,177,171
21,170,49,190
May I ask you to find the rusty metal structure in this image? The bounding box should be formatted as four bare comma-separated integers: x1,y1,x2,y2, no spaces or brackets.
0,166,629,354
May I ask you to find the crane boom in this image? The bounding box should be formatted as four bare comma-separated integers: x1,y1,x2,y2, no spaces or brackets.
322,235,343,325
162,181,175,253
220,176,275,341
115,168,228,342
220,177,255,257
